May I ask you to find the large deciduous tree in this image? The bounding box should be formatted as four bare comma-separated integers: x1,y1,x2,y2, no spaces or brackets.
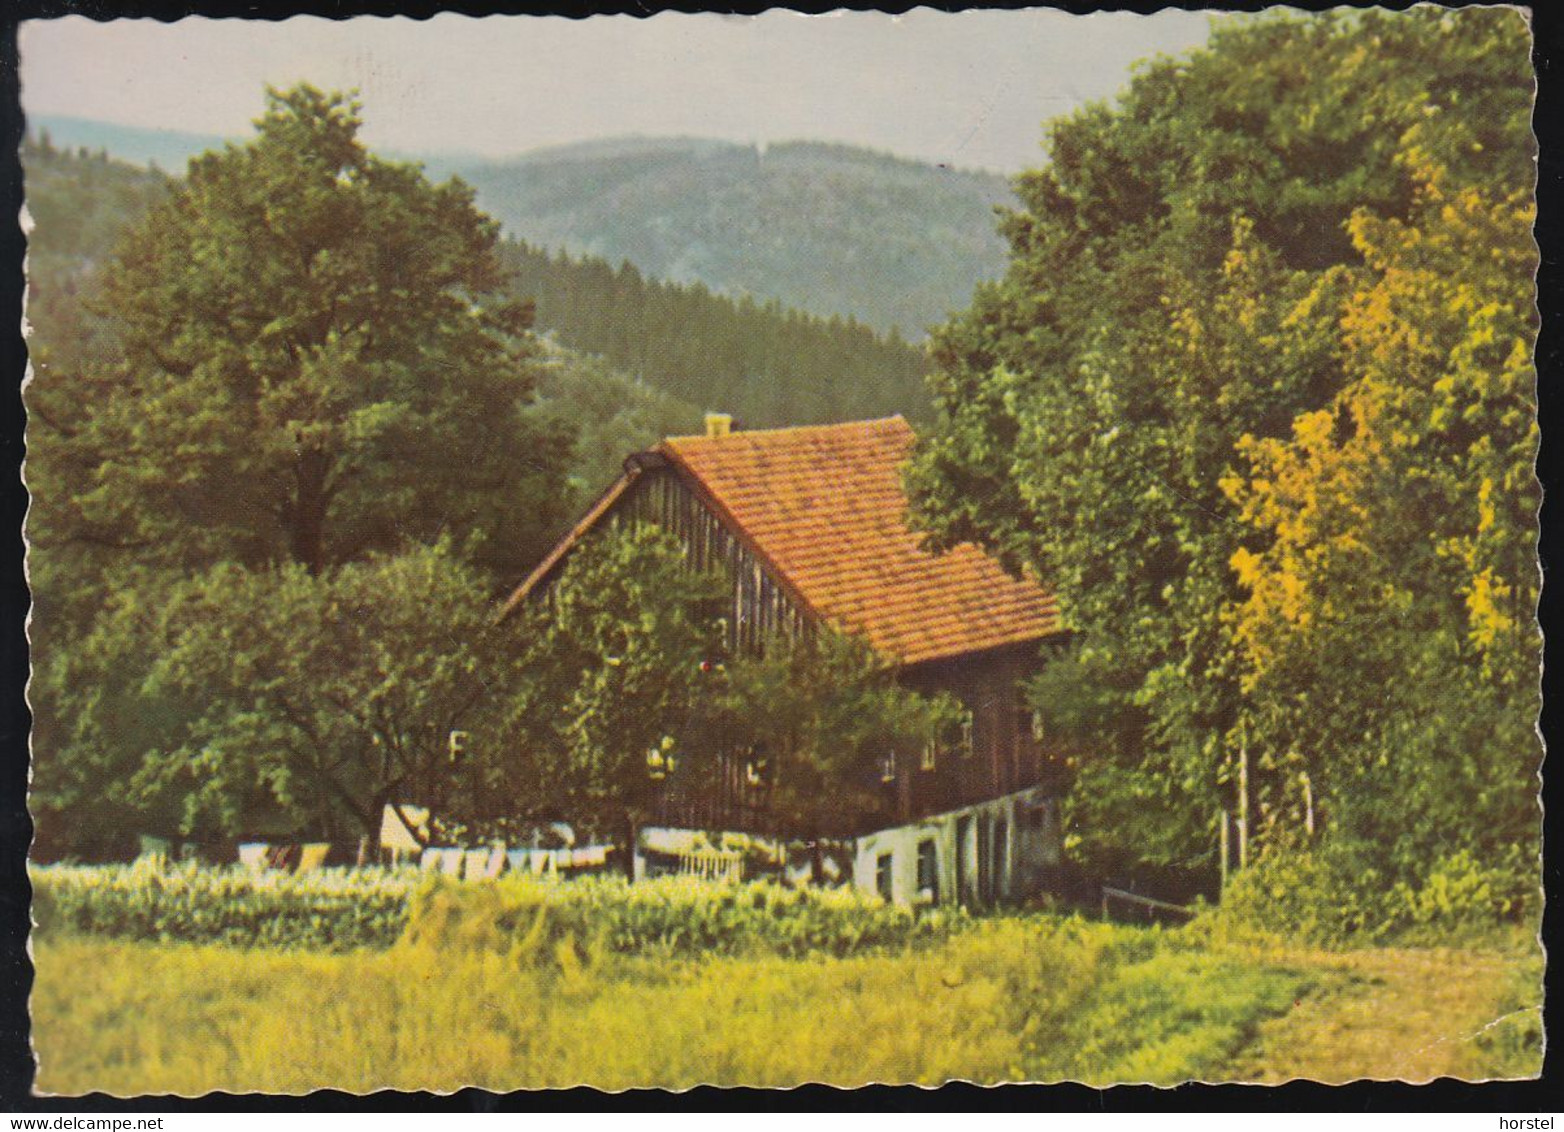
28,84,572,587
905,8,1535,881
26,86,577,856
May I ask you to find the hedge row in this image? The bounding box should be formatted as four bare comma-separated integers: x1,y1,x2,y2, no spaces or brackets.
31,862,964,957
404,873,964,959
32,861,414,950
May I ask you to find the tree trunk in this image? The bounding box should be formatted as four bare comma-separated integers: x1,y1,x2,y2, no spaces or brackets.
1237,735,1249,870
621,809,639,882
809,837,825,886
285,447,332,575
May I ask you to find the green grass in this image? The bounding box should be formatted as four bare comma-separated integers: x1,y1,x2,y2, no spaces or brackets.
1470,948,1547,1081
1056,946,1311,1083
1215,932,1543,1084
30,872,1541,1093
33,914,1321,1094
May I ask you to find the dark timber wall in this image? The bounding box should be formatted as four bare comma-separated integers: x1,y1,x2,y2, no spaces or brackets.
551,463,1057,837
616,467,808,657
896,644,1060,823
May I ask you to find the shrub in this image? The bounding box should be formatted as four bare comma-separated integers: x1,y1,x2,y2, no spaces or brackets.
1207,844,1537,948
31,860,417,950
403,873,966,959
31,862,965,957
1391,847,1537,938
1210,850,1397,947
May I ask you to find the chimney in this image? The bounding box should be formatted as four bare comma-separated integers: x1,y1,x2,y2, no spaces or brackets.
704,412,733,439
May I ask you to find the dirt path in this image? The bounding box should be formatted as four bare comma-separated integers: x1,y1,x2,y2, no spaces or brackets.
1230,946,1542,1083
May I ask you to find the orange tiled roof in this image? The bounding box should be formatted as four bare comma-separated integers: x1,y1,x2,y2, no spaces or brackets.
659,416,1061,666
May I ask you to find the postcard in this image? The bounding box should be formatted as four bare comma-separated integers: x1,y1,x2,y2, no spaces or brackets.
18,4,1542,1094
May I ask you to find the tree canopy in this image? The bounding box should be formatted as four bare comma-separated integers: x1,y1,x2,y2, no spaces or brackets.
708,630,962,842
906,8,1537,892
500,524,729,865
27,87,576,855
28,85,572,588
139,546,519,841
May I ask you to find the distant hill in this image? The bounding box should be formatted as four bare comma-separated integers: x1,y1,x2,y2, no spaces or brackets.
21,137,174,373
27,115,234,171
501,240,928,428
28,119,1014,337
28,113,485,175
22,136,932,441
453,137,1014,337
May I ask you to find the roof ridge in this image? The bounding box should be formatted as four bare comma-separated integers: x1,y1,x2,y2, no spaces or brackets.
662,415,909,448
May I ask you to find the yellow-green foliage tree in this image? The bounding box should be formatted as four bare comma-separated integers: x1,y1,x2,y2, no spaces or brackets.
1223,153,1538,888
906,7,1536,902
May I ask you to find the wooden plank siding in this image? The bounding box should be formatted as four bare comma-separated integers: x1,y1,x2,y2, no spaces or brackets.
611,466,809,657
510,427,1064,838
899,644,1061,822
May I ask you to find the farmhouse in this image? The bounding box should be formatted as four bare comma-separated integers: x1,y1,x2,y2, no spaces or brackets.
501,415,1068,907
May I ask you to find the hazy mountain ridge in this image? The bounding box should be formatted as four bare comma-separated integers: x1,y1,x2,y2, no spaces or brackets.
27,114,235,171
22,137,932,442
455,136,1016,336
32,117,1015,338
29,113,489,174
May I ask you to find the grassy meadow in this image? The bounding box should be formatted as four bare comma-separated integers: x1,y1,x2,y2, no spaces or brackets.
29,869,1543,1094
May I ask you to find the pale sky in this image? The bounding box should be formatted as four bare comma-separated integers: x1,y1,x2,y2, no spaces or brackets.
19,9,1213,172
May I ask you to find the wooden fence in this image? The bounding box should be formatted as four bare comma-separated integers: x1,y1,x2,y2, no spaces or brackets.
1099,885,1196,924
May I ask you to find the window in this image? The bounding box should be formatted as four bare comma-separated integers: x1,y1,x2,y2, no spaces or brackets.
875,852,894,900
916,839,939,903
880,751,898,783
1015,684,1043,743
920,737,937,772
960,711,975,758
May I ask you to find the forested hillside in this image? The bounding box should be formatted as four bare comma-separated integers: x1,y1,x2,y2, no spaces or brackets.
30,119,1016,339
23,136,931,434
23,136,173,373
501,241,927,426
450,137,1012,337
530,349,702,498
